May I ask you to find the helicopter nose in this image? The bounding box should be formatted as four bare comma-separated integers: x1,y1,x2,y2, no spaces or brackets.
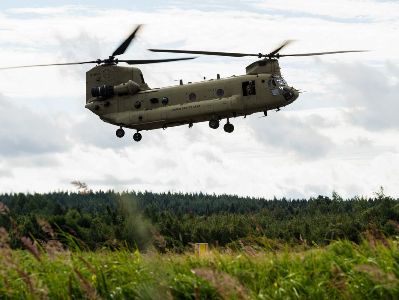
291,88,299,101
282,87,299,102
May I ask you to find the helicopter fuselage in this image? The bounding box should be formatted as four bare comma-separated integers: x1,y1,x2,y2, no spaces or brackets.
85,60,298,140
86,73,298,131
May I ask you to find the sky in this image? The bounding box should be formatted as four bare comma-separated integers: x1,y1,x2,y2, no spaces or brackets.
0,0,398,198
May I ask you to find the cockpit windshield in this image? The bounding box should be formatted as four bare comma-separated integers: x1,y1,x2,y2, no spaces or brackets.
268,76,287,89
274,76,287,86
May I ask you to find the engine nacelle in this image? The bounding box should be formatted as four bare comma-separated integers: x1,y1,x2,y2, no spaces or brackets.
91,80,140,99
114,80,140,95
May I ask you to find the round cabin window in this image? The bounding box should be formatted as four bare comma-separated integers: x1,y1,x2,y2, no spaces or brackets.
189,92,197,101
134,101,141,109
162,97,169,105
216,88,224,97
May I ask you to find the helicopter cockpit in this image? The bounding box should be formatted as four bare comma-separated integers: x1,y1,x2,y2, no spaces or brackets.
268,75,287,91
268,75,298,102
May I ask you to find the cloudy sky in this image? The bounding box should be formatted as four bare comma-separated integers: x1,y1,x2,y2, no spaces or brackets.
0,0,398,198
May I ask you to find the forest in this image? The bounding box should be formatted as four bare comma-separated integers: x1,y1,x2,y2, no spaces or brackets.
1,188,398,252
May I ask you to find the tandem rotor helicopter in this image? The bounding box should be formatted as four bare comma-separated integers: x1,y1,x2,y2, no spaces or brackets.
0,25,366,142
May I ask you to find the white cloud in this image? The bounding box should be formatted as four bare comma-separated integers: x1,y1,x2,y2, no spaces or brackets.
254,0,399,22
6,5,89,16
0,2,398,198
0,94,71,156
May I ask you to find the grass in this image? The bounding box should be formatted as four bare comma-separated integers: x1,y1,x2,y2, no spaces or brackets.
1,236,399,300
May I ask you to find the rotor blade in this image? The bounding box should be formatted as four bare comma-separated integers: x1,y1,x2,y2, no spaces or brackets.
112,25,142,57
0,61,98,70
120,57,197,64
278,50,369,57
149,48,259,57
268,40,293,57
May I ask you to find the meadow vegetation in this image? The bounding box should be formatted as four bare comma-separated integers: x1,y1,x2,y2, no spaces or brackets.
0,189,398,299
0,233,398,299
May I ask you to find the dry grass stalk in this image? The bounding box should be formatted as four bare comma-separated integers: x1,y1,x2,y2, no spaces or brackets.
45,240,65,259
16,266,50,299
364,229,390,248
78,256,97,273
0,226,10,249
1,276,13,296
20,236,41,262
15,267,35,295
355,264,397,285
0,202,10,215
330,265,347,294
0,246,15,296
74,268,100,300
192,268,249,300
243,245,258,257
194,287,200,300
153,231,167,252
68,274,74,299
37,218,55,238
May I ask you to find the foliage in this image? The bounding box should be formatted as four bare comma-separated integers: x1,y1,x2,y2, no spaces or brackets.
0,190,398,251
0,234,398,299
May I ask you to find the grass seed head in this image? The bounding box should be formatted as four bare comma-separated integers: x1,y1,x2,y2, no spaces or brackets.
0,202,10,215
74,268,100,300
37,218,55,238
0,226,10,248
45,239,65,258
20,236,41,261
192,268,249,299
355,264,397,285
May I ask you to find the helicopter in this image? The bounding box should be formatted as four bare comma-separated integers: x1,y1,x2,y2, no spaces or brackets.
0,25,366,142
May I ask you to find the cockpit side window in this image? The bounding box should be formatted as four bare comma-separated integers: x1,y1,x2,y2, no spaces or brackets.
268,77,280,96
268,78,277,89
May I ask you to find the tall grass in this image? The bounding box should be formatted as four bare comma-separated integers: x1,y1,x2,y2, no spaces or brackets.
0,232,398,299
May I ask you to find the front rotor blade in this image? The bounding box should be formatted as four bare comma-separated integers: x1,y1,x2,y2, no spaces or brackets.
0,61,98,70
112,25,142,57
268,40,293,57
120,57,197,65
149,49,259,57
278,50,368,57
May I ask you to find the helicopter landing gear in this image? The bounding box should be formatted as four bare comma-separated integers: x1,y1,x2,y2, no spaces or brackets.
133,132,142,142
209,119,219,129
116,127,125,138
224,120,234,133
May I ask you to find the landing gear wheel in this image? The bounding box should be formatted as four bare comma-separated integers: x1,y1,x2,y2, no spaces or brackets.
209,119,220,129
224,123,234,133
116,128,125,138
133,132,142,142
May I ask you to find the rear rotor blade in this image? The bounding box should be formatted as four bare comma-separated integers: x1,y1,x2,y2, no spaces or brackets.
149,48,259,57
0,60,98,70
112,25,142,57
278,50,368,57
120,57,197,64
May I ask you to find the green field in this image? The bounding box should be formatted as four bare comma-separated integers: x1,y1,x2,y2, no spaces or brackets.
1,237,398,299
1,190,399,299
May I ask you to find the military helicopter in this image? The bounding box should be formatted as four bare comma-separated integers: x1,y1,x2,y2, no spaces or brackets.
0,25,366,142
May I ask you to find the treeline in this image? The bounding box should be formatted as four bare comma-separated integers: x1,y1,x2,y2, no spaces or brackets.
0,190,398,251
